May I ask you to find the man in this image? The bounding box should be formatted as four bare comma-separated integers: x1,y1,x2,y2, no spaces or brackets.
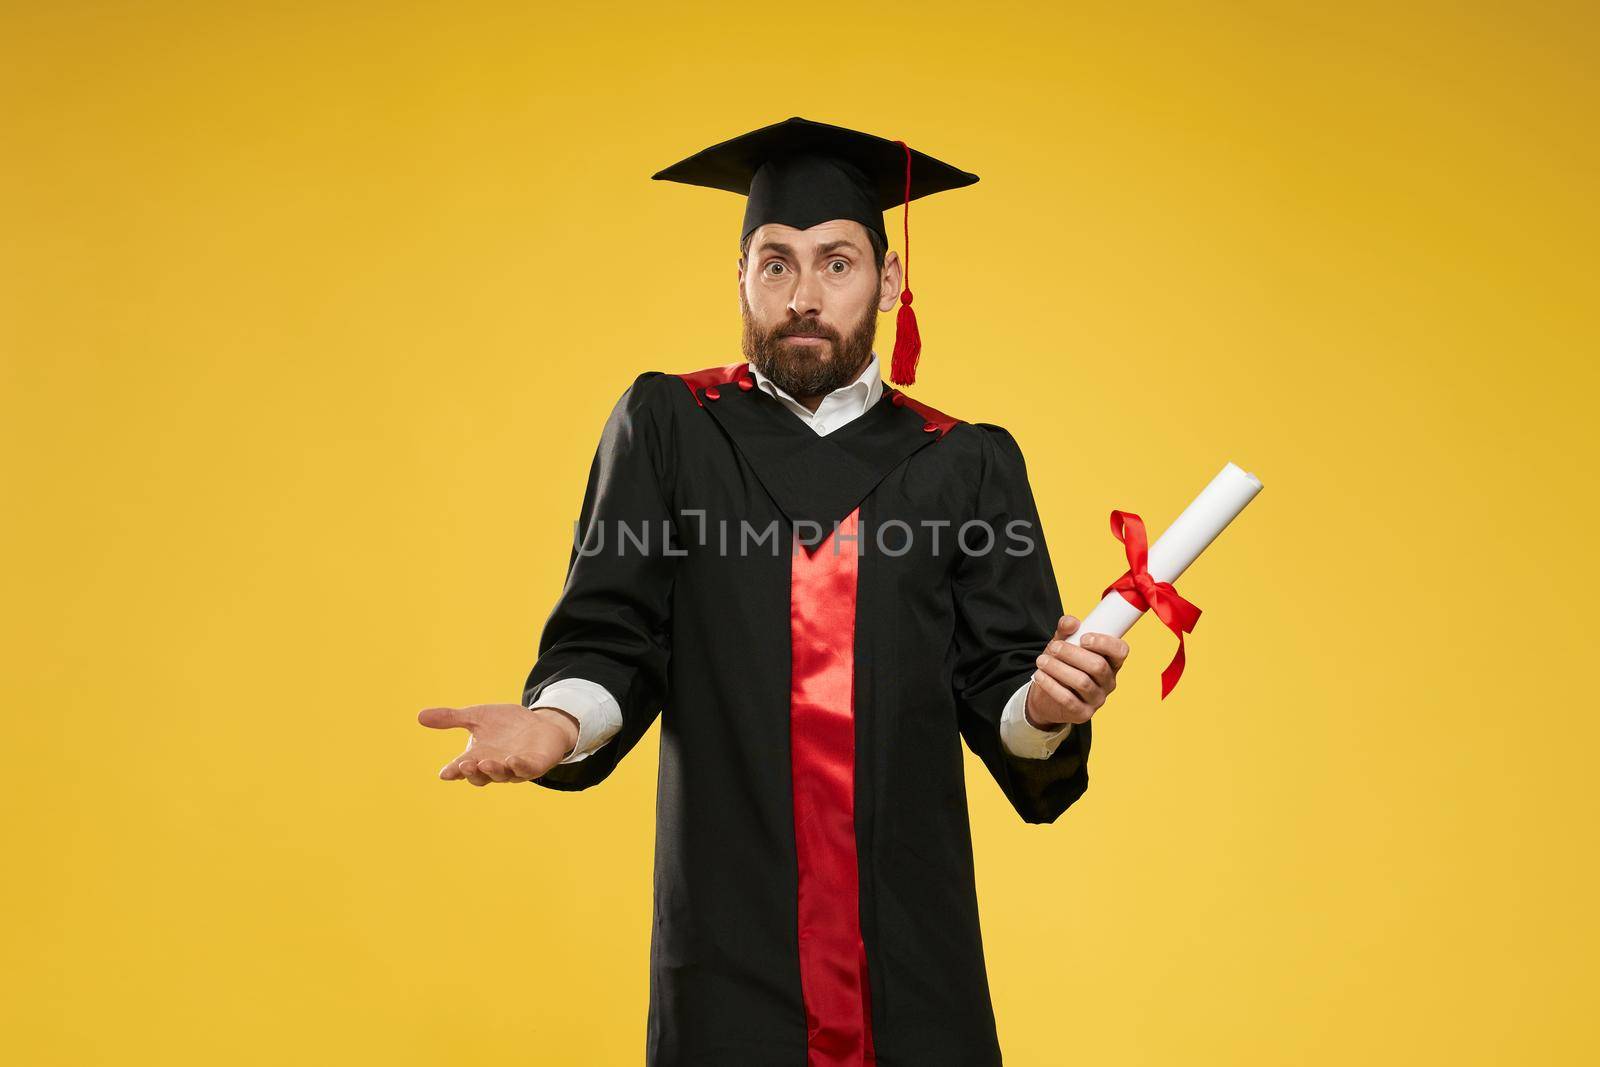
419,117,1131,1066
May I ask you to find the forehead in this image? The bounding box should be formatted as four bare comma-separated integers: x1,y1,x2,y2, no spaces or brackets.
746,219,873,253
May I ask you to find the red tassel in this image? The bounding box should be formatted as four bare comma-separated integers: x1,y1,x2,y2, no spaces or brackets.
890,289,920,386
888,139,921,388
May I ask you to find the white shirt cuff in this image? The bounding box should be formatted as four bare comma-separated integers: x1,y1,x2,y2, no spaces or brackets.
527,678,624,764
999,679,1073,760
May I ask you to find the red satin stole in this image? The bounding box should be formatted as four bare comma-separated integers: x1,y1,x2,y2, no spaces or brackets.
789,505,875,1065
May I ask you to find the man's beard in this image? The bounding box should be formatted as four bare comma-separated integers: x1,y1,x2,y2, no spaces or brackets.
740,289,879,400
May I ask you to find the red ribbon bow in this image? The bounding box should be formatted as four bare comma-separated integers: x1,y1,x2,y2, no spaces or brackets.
1101,510,1202,699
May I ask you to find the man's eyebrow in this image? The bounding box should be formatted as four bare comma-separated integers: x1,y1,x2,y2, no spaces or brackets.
754,239,864,257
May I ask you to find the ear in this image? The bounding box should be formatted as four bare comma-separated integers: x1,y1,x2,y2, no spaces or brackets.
878,250,903,313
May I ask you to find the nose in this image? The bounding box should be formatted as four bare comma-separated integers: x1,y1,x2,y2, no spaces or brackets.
788,265,825,319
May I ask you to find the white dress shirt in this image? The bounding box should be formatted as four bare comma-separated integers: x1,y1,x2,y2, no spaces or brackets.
530,350,1073,763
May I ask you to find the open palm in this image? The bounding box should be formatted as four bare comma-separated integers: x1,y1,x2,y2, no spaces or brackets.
417,703,578,786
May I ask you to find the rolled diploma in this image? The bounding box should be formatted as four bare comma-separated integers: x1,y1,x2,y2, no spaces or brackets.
1065,461,1264,646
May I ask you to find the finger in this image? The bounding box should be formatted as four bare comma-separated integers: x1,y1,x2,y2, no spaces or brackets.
478,759,512,783
1082,632,1131,671
439,761,465,781
418,706,476,731
459,759,491,786
1030,667,1095,723
1055,615,1079,638
1036,652,1102,705
1045,639,1116,691
507,755,541,780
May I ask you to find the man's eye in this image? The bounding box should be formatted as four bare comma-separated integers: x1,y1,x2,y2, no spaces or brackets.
764,262,786,275
827,260,848,273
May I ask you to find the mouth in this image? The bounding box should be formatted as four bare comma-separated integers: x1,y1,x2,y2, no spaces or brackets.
780,335,829,346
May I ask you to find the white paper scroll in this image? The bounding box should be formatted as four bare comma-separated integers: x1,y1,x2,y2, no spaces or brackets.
1065,461,1264,647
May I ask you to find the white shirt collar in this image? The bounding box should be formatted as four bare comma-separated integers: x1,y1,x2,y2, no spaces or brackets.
746,350,884,437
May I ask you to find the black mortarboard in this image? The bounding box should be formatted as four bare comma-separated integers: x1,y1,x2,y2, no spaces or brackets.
651,116,980,387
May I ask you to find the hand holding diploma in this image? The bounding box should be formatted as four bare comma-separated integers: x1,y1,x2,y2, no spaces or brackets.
1026,614,1132,729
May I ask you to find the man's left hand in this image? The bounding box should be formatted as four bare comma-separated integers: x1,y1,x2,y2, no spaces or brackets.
1026,614,1130,729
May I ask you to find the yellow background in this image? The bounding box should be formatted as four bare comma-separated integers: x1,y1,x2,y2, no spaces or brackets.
4,2,1596,1063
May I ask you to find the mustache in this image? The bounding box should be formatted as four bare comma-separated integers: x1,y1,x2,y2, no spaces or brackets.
775,320,840,341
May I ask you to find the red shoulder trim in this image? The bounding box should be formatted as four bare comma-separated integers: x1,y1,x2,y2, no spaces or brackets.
886,386,963,439
676,361,752,406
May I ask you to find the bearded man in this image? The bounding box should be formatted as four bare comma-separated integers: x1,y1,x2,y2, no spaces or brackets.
419,116,1130,1067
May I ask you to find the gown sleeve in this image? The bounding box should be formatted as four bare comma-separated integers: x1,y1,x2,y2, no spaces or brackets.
951,423,1093,824
521,371,680,792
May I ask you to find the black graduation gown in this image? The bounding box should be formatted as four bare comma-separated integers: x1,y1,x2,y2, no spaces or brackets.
522,361,1093,1066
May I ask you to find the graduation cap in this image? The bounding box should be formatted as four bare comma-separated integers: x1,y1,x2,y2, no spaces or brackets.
652,116,979,387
